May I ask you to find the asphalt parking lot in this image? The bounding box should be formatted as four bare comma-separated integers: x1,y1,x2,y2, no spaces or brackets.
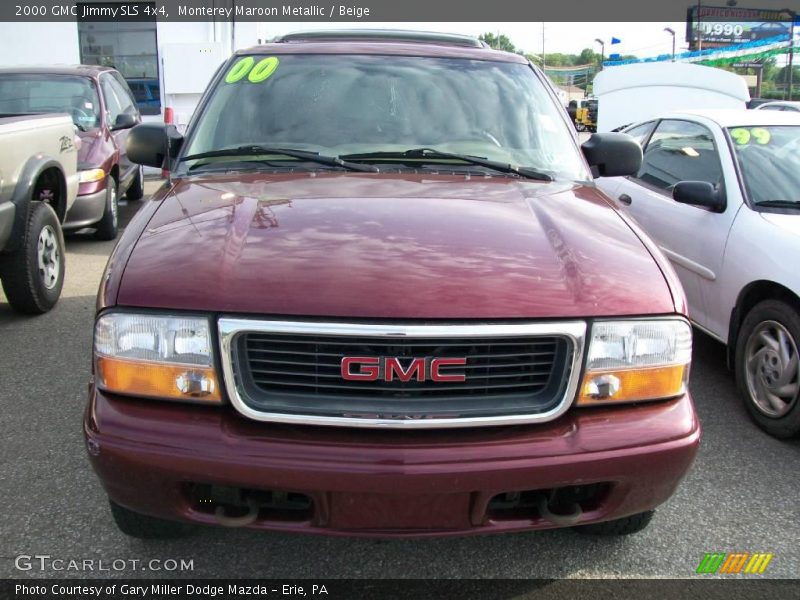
1,178,798,580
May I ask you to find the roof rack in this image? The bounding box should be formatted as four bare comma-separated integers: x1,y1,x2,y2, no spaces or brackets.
272,29,488,49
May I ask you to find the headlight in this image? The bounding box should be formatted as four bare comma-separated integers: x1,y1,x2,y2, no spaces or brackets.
94,313,221,403
576,318,691,406
79,168,105,183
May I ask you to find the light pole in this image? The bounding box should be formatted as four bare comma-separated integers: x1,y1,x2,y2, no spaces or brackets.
697,0,703,52
664,27,676,61
784,8,796,101
594,38,605,70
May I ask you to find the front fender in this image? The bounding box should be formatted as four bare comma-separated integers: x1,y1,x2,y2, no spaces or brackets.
4,156,67,254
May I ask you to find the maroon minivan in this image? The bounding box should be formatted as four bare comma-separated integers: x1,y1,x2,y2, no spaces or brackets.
0,66,143,240
85,31,700,540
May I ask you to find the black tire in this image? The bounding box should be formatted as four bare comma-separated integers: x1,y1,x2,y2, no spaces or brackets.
109,500,194,539
574,510,654,536
0,202,65,314
735,300,800,438
93,176,119,241
126,165,144,201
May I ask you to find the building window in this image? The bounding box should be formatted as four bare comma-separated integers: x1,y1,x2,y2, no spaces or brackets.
77,3,160,114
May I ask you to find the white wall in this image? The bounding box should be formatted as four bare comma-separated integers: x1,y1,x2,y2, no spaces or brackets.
154,21,258,129
0,21,258,128
0,23,79,66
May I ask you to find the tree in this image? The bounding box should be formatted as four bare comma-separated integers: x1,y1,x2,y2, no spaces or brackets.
479,33,516,53
775,65,800,84
760,56,779,82
578,48,601,65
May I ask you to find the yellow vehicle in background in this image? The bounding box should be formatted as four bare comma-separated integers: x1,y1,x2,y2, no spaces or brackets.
577,98,598,132
569,98,598,132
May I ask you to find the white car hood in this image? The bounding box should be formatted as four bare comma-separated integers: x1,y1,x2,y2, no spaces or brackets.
760,212,800,238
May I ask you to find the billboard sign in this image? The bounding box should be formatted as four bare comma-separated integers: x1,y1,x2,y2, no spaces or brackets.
686,6,794,50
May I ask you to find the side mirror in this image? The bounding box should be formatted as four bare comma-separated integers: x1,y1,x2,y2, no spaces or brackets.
581,132,643,177
111,113,137,131
673,181,726,212
126,123,184,169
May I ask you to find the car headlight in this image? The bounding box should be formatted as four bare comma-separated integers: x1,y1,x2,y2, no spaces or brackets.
79,168,105,183
576,318,691,406
94,312,221,403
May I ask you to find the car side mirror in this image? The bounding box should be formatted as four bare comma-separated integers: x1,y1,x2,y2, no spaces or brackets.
111,113,137,131
672,181,726,212
126,123,184,169
581,132,643,178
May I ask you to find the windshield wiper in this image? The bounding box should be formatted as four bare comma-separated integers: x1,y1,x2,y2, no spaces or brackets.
180,145,379,173
756,200,799,208
340,148,554,181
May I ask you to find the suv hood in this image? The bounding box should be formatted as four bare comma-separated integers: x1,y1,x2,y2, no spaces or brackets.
117,173,674,318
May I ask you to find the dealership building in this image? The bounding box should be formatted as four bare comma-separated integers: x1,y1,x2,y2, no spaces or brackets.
0,7,266,127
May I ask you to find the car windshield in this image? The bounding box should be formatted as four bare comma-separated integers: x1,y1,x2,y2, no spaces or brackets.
182,54,589,180
0,74,101,130
728,126,800,206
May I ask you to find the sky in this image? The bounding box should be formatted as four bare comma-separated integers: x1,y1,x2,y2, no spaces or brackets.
257,22,691,61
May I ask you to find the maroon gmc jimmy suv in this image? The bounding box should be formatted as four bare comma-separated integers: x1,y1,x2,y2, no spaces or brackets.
85,31,700,539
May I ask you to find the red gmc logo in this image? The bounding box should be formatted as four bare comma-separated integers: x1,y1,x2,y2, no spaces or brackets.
341,357,467,382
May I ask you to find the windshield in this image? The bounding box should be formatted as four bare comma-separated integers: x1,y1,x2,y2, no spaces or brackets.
0,74,101,130
728,126,800,206
182,54,588,180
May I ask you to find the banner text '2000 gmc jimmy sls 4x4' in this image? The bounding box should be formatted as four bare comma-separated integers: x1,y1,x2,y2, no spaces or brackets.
84,31,700,539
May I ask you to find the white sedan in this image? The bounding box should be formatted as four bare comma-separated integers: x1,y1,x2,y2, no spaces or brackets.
755,100,800,113
597,109,800,438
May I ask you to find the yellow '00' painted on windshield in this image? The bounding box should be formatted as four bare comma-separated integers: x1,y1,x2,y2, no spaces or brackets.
225,56,280,83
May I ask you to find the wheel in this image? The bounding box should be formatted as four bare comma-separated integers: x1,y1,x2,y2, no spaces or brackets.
93,176,118,241
109,500,194,539
0,202,65,314
574,510,654,536
126,165,144,201
735,300,800,438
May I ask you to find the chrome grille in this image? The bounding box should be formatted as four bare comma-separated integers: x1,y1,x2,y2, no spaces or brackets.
244,334,561,398
219,320,586,429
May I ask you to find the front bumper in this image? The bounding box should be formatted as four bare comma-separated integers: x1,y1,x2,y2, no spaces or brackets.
84,388,700,538
63,189,106,230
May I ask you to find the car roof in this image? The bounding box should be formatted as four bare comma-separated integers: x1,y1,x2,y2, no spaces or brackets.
0,65,114,77
755,100,800,109
237,30,527,63
659,108,800,127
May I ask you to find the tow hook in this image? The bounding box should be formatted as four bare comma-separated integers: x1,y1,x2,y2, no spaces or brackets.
213,496,260,527
535,491,583,527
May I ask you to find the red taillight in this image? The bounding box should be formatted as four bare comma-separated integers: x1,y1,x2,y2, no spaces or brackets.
162,107,174,178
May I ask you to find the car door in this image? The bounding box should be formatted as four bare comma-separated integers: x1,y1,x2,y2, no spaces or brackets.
611,118,741,332
100,73,139,185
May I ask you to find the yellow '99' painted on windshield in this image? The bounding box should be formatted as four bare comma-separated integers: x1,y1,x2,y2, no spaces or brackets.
224,56,280,84
730,127,771,146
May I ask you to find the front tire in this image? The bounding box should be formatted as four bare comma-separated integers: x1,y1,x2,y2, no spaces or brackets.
109,500,194,539
574,510,654,536
735,300,800,438
93,177,119,241
126,165,144,201
0,202,65,314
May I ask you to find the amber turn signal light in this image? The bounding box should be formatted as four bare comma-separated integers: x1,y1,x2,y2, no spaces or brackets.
576,364,688,406
95,356,222,403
